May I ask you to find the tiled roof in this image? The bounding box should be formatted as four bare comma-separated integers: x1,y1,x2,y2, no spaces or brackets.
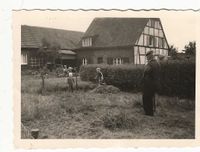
81,17,160,48
21,25,84,49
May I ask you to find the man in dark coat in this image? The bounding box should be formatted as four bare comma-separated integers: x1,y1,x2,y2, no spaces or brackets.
142,50,160,116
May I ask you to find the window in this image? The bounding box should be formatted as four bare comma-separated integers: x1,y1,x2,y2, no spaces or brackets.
30,57,38,67
82,37,92,47
97,57,103,64
113,58,123,65
21,52,28,65
82,58,87,65
30,57,44,67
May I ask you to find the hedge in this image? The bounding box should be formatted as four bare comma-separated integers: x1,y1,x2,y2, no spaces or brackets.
80,64,144,92
159,60,195,99
80,61,195,99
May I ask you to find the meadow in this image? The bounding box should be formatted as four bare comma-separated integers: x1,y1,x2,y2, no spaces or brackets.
21,75,195,139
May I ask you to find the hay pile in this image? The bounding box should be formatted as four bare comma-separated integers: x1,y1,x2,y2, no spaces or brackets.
90,85,120,94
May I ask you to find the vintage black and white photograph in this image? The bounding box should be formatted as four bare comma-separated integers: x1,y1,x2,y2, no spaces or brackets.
14,10,196,142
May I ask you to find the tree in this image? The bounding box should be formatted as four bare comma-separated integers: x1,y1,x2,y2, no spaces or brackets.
168,45,178,59
37,38,61,93
38,38,61,65
184,41,196,56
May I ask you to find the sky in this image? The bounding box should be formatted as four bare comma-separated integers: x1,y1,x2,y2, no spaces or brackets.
13,10,198,51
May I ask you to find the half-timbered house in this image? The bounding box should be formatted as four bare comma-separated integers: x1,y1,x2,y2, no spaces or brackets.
76,17,169,65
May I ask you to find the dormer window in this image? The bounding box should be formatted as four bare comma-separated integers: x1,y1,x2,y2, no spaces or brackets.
82,37,92,47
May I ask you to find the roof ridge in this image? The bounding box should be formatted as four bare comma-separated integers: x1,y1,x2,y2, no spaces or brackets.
93,17,160,19
21,25,84,33
21,25,84,49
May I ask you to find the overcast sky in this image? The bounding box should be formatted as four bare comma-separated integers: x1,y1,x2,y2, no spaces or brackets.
14,10,198,51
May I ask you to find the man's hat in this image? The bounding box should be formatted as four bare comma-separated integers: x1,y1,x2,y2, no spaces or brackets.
146,50,153,56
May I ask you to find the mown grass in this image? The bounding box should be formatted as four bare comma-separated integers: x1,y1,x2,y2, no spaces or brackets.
21,75,195,139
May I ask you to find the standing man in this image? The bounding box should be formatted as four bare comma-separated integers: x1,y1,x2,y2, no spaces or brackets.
142,50,160,116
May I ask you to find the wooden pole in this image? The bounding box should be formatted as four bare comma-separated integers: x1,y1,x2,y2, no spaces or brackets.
75,68,78,90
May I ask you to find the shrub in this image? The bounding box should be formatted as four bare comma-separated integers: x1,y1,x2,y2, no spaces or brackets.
80,61,195,99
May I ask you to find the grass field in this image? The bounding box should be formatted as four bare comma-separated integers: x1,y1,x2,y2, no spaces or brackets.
21,75,195,139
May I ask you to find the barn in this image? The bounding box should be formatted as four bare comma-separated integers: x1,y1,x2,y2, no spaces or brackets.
21,25,83,68
76,17,169,65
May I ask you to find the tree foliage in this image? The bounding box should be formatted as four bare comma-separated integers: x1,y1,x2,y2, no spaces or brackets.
184,41,196,56
168,45,178,59
38,38,61,64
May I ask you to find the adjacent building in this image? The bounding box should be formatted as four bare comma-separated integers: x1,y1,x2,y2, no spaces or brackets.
76,17,169,65
21,25,83,68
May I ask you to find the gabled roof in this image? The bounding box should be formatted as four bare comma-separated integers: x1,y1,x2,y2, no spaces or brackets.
81,17,160,48
21,25,84,49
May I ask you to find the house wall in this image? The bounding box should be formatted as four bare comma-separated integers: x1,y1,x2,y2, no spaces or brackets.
21,48,40,68
76,47,134,65
21,48,47,68
134,19,169,64
78,19,169,66
22,48,78,68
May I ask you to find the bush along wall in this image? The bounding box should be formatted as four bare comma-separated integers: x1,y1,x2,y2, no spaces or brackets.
80,61,195,99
